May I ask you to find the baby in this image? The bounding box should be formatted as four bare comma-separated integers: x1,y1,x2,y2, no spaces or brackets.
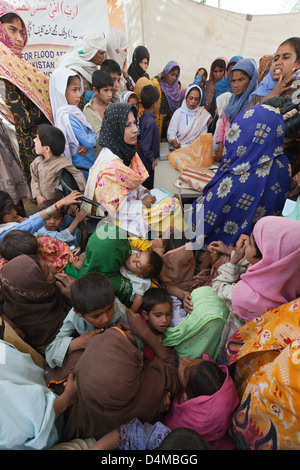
120,249,163,312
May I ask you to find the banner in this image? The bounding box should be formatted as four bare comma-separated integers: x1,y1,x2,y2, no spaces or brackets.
7,0,126,76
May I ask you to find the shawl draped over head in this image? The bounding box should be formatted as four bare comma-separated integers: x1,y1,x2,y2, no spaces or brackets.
225,58,259,123
0,254,67,348
49,66,92,160
77,224,133,306
159,61,181,113
99,102,138,166
0,0,53,124
62,326,181,441
226,297,300,450
232,216,300,323
191,104,291,246
56,30,106,83
128,45,150,83
106,28,128,68
164,354,240,450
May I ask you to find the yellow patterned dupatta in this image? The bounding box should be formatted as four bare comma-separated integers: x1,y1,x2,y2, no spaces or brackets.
226,298,300,450
84,152,149,214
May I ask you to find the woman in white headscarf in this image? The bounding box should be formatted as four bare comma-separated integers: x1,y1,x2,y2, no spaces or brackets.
167,85,212,148
106,28,134,97
56,30,106,109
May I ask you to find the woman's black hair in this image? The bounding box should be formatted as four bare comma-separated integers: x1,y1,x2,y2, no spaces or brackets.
66,74,81,87
279,37,300,62
71,272,115,315
185,360,226,400
0,12,25,28
0,230,38,260
263,96,300,137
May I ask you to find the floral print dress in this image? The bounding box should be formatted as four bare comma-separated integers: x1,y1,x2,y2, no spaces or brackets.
191,104,291,247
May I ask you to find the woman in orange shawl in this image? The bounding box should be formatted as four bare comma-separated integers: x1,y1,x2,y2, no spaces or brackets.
225,297,300,450
0,1,53,184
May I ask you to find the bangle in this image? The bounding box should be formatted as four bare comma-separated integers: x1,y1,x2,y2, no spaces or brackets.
45,206,54,217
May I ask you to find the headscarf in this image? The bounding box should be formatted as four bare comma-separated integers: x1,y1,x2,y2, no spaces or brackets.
179,85,203,117
77,223,133,306
106,28,128,68
128,45,150,83
232,216,300,323
98,102,138,166
0,1,52,124
215,91,232,133
49,67,93,160
159,61,181,113
209,57,230,97
225,58,259,123
164,355,240,450
56,30,106,83
0,254,67,348
62,327,180,441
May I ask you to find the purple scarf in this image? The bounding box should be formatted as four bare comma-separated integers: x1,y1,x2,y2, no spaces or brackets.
159,61,180,113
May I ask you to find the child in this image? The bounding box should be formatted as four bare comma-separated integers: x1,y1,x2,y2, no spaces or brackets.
83,70,114,157
0,189,82,242
49,67,97,180
45,272,143,368
36,199,87,252
30,124,87,206
138,84,160,189
164,354,240,450
101,59,122,103
141,287,173,360
120,249,163,312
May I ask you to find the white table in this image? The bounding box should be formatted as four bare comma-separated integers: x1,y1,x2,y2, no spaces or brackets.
154,159,200,199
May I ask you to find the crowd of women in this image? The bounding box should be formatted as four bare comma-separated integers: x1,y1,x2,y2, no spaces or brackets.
1,0,300,451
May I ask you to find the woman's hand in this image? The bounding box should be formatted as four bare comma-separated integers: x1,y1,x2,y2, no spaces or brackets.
142,193,156,208
183,292,193,313
59,190,83,207
170,139,181,149
68,330,102,354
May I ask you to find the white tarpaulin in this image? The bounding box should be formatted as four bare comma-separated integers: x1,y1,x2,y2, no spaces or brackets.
6,0,300,85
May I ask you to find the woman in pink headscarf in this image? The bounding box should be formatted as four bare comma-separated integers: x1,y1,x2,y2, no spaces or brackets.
232,216,300,323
